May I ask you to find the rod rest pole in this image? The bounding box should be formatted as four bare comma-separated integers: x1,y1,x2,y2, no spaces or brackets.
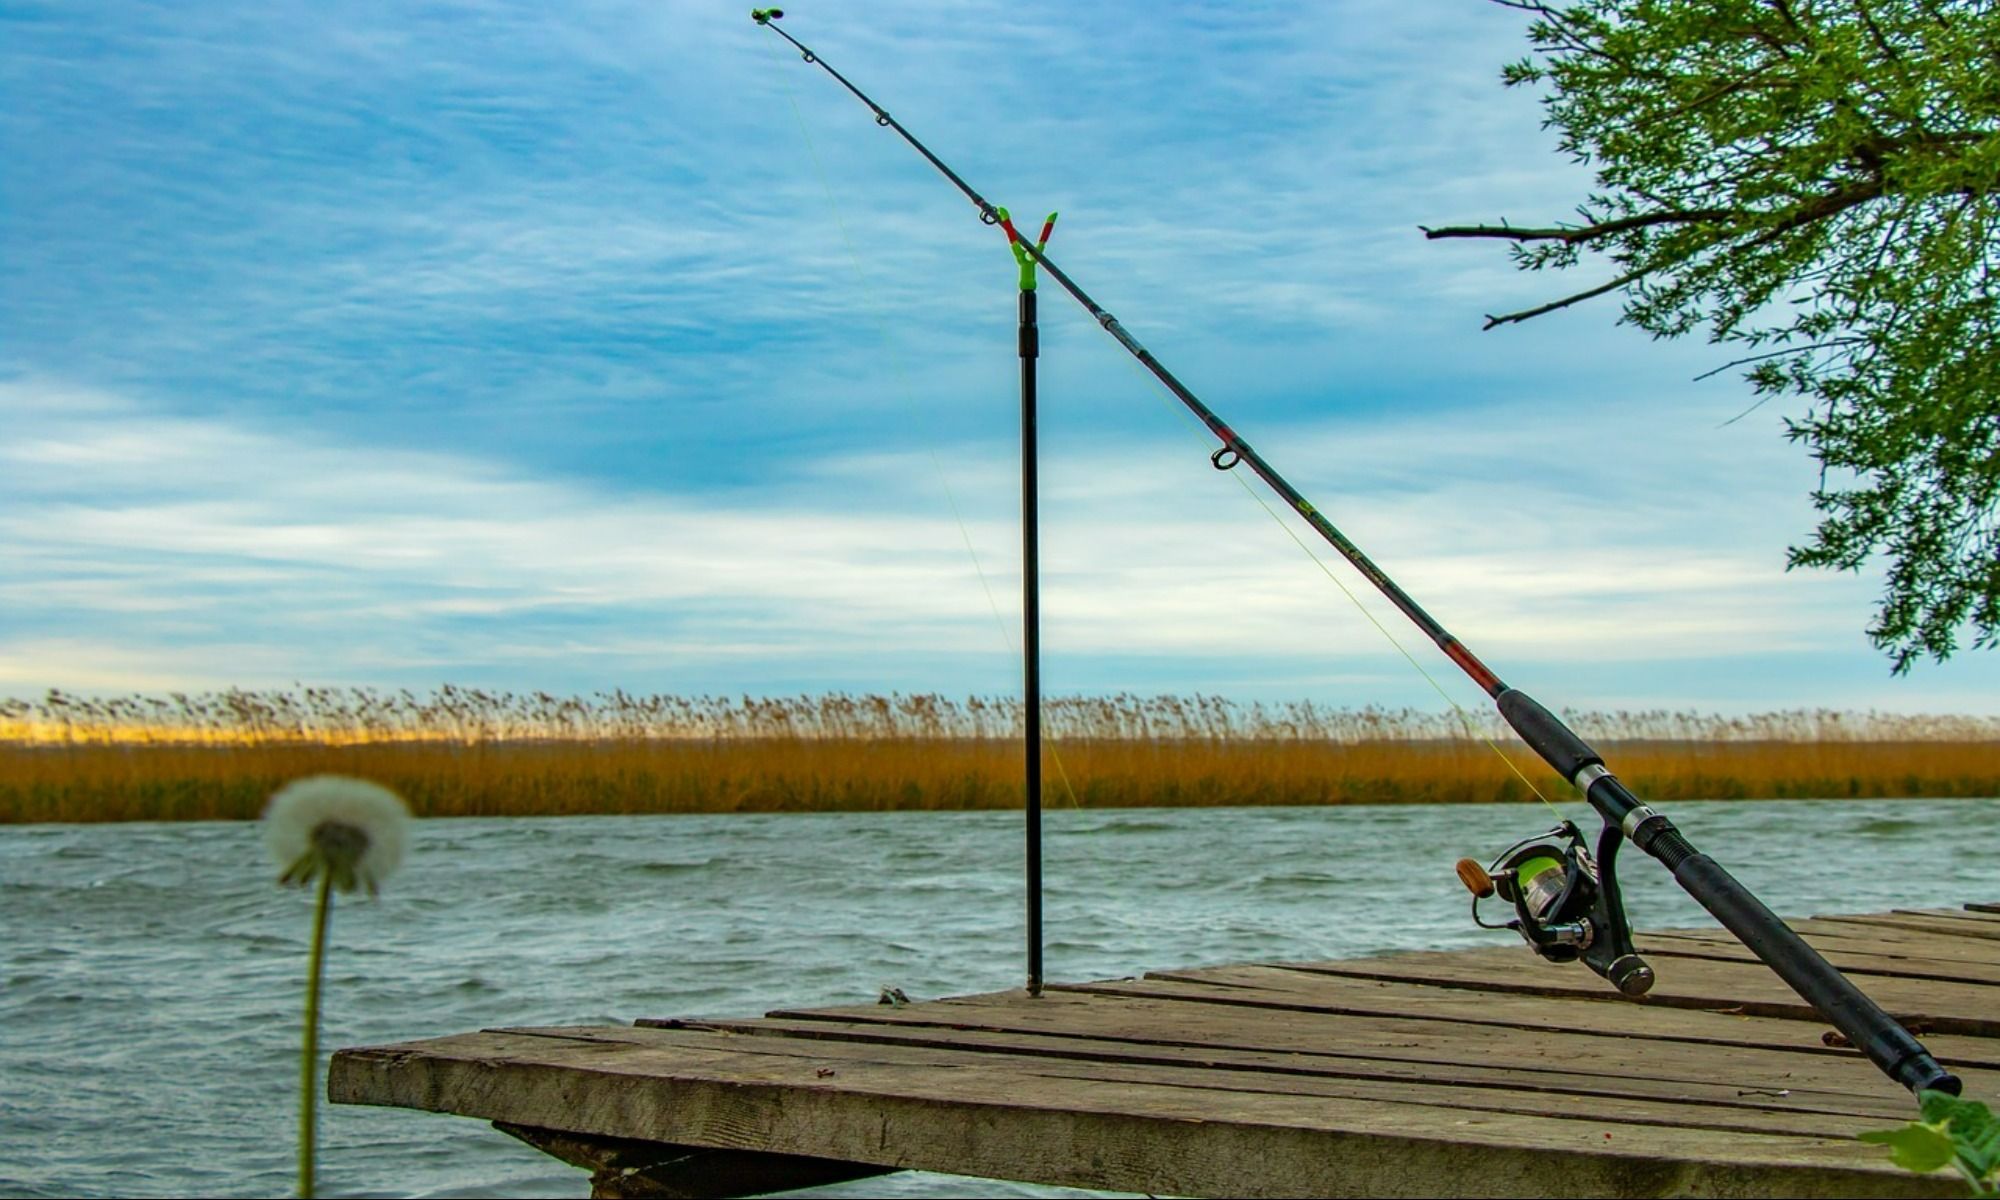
1497,689,1961,1096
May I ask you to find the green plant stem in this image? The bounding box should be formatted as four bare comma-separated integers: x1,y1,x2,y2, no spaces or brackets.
300,871,333,1199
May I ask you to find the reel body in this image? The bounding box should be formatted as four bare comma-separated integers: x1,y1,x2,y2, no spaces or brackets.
1459,820,1654,996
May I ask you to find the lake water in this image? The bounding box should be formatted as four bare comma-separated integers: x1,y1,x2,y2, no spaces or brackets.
3,797,1995,1198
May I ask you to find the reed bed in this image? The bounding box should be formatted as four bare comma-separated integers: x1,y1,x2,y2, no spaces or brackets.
3,688,1996,824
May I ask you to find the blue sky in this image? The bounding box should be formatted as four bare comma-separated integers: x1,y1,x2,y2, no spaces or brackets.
4,0,1994,713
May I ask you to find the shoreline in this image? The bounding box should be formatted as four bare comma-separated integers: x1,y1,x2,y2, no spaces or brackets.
8,734,1997,823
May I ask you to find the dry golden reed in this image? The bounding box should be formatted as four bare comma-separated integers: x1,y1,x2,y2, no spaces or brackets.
2,687,1996,824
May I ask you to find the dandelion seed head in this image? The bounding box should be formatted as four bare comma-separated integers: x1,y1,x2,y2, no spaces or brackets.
263,775,410,894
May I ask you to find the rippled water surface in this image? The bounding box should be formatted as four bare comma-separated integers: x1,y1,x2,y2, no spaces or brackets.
4,798,1995,1198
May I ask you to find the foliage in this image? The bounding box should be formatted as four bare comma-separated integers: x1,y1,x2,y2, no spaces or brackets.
1430,1,2000,670
1860,1088,2000,1196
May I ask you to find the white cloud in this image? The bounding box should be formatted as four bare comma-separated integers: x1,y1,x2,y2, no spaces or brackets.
7,376,1976,711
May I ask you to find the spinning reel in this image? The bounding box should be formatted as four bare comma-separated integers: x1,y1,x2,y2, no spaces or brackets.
1456,819,1655,996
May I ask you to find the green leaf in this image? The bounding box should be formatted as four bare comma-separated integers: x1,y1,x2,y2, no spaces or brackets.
1920,1090,1976,1126
1859,1122,1958,1174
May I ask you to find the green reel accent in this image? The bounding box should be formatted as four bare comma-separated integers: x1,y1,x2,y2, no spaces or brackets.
1513,854,1564,891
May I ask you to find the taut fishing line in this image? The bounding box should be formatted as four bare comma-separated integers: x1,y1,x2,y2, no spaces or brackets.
1104,343,1565,816
750,8,1961,1095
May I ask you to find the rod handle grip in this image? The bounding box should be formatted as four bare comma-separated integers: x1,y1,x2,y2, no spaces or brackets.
1498,688,1602,781
1672,851,1961,1095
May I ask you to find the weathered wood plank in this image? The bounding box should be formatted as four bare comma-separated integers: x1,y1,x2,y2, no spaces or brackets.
1054,971,2000,1069
331,1028,1958,1198
1969,903,2000,915
747,988,2000,1098
1649,922,2000,965
1812,913,2000,942
1636,932,2000,987
659,1013,1929,1121
1775,920,2000,965
1250,945,2000,1035
1892,908,2000,923
506,1022,1894,1140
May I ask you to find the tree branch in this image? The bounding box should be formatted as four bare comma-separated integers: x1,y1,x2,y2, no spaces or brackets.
1483,265,1653,329
1738,180,1889,251
1695,338,1864,382
1423,207,1738,244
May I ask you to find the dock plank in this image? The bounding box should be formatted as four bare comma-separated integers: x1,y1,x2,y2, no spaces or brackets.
1893,907,2000,923
1250,945,2000,1035
750,990,2000,1098
1056,971,2000,1069
1637,931,2000,986
508,1022,1895,1140
1812,912,2000,942
1777,920,2000,965
669,1014,1932,1121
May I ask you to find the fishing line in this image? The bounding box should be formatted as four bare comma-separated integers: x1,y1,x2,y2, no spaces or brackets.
760,34,1086,810
1105,347,1564,815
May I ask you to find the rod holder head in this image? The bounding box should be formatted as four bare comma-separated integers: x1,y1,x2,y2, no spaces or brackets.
752,8,784,24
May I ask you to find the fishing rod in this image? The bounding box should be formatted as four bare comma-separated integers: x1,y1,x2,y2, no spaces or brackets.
751,8,1960,1096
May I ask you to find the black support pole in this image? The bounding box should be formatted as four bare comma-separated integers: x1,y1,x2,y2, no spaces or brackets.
1021,284,1043,998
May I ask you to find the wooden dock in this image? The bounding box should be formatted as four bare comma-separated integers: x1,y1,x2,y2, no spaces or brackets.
332,904,2000,1198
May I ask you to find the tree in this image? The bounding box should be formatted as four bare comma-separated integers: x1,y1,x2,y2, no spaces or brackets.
1426,0,2000,672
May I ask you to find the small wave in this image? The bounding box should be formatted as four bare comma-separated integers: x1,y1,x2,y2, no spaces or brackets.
1854,818,1921,836
1075,818,1178,835
885,846,946,863
1250,871,1342,889
636,859,714,875
216,931,295,950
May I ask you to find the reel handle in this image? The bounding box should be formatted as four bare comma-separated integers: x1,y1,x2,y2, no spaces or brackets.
1454,858,1495,898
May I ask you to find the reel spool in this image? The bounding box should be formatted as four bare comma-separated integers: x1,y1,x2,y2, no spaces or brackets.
1457,820,1655,995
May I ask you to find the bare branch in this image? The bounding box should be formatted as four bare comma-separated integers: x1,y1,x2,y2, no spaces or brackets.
1423,207,1738,244
1719,394,1778,427
1482,266,1653,329
1694,339,1864,382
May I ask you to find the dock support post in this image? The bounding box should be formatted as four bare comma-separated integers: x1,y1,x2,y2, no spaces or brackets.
493,1122,895,1199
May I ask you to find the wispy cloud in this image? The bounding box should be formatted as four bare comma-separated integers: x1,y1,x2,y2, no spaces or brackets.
6,376,1985,711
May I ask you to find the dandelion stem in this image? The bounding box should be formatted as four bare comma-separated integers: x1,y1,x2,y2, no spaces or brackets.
300,871,334,1199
